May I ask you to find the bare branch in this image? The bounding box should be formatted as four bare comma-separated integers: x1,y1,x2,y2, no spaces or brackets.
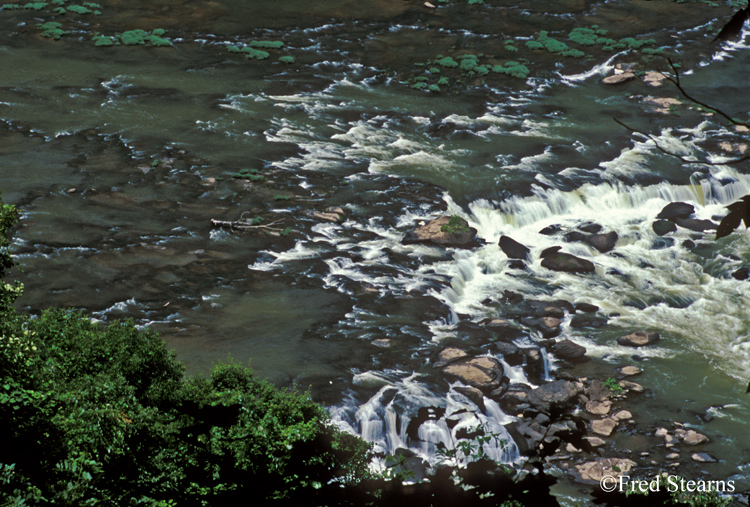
613,117,750,166
662,58,750,128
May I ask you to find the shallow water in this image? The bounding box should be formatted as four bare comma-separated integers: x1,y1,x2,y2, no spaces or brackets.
2,0,750,500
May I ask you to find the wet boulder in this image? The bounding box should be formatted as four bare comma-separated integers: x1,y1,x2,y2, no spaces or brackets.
527,380,581,412
540,246,595,273
499,235,530,260
551,339,588,363
403,215,478,248
441,356,504,392
591,418,618,436
674,217,717,232
586,231,618,253
732,266,750,280
434,347,469,368
617,331,660,347
653,219,677,236
657,202,694,221
521,316,562,338
494,341,523,365
574,302,599,313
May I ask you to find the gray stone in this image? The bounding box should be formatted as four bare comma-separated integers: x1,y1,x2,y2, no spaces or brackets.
587,380,610,402
692,453,716,463
655,428,669,438
527,380,581,411
666,452,680,460
617,331,660,347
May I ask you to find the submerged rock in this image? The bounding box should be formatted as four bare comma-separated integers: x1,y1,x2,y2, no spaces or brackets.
680,429,709,445
403,215,478,248
540,247,595,273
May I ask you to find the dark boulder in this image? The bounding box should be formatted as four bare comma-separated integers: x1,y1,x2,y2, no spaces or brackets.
657,202,694,221
732,266,750,280
575,302,599,313
586,231,618,253
521,316,562,338
674,217,718,232
653,219,677,236
579,223,603,234
540,247,595,273
570,314,608,329
499,235,530,260
527,380,581,412
495,341,523,365
564,231,589,243
551,339,588,363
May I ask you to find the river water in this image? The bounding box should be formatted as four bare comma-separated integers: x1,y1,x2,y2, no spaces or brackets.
2,0,750,502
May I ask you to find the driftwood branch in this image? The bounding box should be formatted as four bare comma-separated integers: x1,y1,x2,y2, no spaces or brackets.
613,117,750,166
660,58,750,129
210,218,292,236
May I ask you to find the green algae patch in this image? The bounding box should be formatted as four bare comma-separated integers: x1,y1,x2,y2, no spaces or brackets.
278,55,295,64
37,21,67,39
23,2,47,9
434,56,458,68
91,29,173,47
428,84,440,92
249,40,284,49
1,4,22,9
241,46,270,60
492,61,530,79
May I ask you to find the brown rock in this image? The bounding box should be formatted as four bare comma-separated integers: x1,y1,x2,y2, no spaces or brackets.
576,458,635,482
619,366,642,376
585,436,606,448
434,347,468,368
403,215,478,248
619,380,644,392
617,331,660,347
613,410,632,421
681,430,709,446
442,356,504,391
602,72,636,85
586,400,612,415
587,380,610,402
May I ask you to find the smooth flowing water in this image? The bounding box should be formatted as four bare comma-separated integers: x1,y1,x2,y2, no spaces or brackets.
2,0,750,501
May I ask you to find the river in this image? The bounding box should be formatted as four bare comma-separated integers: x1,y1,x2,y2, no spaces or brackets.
2,0,749,503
